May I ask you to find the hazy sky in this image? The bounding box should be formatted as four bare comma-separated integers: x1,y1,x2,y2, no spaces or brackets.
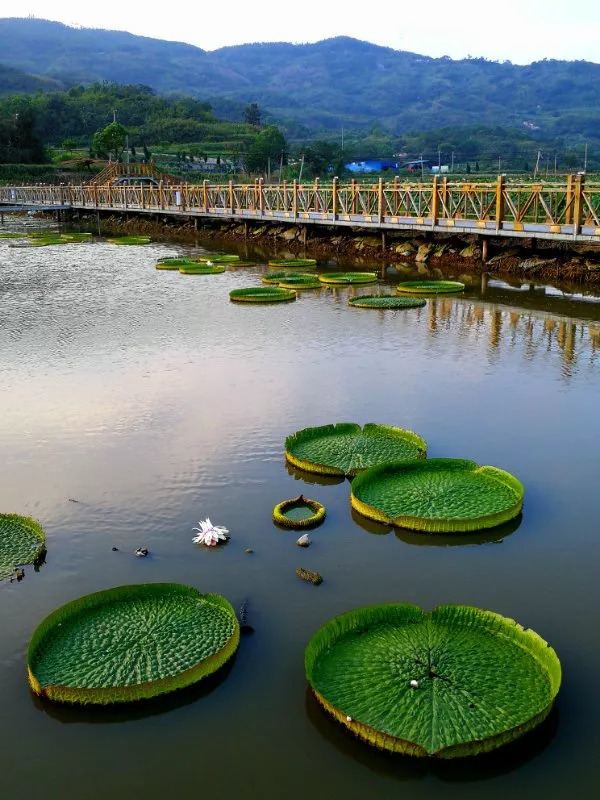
14,0,600,63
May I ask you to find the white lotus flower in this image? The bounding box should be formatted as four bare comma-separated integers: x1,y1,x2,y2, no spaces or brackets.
192,518,229,547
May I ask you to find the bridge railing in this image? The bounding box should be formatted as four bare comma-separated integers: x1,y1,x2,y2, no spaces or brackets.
1,176,600,236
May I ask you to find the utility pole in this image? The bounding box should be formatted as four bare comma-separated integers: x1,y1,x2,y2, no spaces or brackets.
341,126,344,151
498,155,502,173
438,147,441,171
533,150,542,179
298,154,305,182
584,143,588,172
545,153,549,178
112,109,117,123
420,153,424,180
451,150,455,173
554,152,558,176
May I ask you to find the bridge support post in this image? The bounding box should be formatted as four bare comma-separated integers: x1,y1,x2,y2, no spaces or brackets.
244,221,249,239
203,180,209,213
229,180,234,214
481,238,488,262
573,173,584,237
381,231,386,250
351,179,357,214
332,176,338,224
259,178,265,217
292,179,298,221
495,174,505,232
431,175,439,227
378,177,384,224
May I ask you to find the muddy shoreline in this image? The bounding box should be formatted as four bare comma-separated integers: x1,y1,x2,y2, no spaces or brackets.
70,211,600,284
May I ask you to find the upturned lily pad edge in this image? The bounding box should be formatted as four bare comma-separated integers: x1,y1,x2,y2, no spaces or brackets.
285,422,428,477
27,583,240,705
305,602,561,758
350,458,524,532
273,495,326,529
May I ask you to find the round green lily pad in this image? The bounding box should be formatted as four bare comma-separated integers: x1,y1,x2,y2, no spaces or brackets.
27,583,239,704
351,458,523,532
348,295,426,309
262,272,316,285
179,264,226,275
156,257,199,269
0,514,46,580
318,272,378,285
278,276,322,289
229,287,296,303
268,258,317,268
285,423,427,477
194,254,240,263
305,602,561,758
396,281,465,294
107,236,151,245
273,494,326,529
0,232,28,239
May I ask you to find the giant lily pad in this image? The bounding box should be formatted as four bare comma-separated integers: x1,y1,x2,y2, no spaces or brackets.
262,272,316,285
351,458,523,532
0,514,46,580
278,275,322,289
268,258,316,268
179,263,226,275
305,602,561,758
107,236,151,245
230,287,296,303
318,272,377,285
349,295,426,309
285,423,427,477
156,257,199,270
396,281,465,294
27,583,239,704
194,254,240,263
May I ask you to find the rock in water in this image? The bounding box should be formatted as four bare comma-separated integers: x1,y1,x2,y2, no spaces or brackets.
296,534,311,547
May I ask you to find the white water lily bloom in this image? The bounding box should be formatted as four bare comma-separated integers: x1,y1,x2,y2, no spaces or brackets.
192,518,229,547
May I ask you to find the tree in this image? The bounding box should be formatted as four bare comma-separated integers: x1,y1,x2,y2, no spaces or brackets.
142,143,151,162
301,140,346,178
92,121,128,161
61,138,77,153
245,125,287,173
243,102,261,127
466,162,471,174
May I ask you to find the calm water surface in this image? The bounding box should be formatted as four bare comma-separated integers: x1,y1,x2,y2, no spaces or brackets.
1,221,599,799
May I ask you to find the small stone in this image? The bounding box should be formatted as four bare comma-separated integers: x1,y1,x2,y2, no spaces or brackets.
244,548,254,554
111,547,119,552
296,533,310,547
410,679,419,689
135,547,149,557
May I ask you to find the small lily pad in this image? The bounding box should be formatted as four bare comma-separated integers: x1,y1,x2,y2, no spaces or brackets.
273,495,326,529
318,272,377,285
348,295,426,309
396,281,465,294
230,287,296,303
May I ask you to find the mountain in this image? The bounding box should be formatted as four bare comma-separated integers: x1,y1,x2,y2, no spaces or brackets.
0,17,599,140
0,62,64,94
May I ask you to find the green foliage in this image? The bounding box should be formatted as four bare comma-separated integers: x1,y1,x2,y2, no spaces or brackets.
243,102,261,126
285,422,427,477
27,583,239,704
351,458,524,532
245,125,287,173
318,272,377,285
396,281,465,294
348,295,426,309
273,495,326,529
0,106,45,164
229,287,296,303
92,121,128,161
305,602,561,757
0,514,46,580
296,567,323,585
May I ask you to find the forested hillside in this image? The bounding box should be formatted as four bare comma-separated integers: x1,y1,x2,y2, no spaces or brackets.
0,17,598,141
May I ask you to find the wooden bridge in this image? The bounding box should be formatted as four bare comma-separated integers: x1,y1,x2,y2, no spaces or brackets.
1,171,600,245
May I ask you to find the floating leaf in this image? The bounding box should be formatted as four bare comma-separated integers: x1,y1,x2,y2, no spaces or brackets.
351,458,523,532
229,287,296,303
27,583,239,704
396,281,465,294
349,295,426,309
318,272,377,285
268,258,316,268
273,495,326,529
194,254,240,263
262,272,316,285
305,603,561,757
285,423,427,477
0,514,46,580
179,263,225,275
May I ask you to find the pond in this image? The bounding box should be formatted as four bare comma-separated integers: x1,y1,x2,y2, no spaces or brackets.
1,221,600,798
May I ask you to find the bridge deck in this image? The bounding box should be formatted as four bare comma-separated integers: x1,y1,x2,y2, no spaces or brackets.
1,176,599,245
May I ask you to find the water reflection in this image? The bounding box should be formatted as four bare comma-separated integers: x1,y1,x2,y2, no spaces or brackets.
350,508,522,547
305,688,558,782
285,462,346,487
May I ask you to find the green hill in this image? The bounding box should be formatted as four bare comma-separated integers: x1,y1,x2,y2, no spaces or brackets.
0,62,64,94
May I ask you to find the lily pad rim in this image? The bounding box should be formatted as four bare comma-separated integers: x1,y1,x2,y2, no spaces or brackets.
273,495,326,529
305,601,561,758
0,513,46,578
229,287,296,303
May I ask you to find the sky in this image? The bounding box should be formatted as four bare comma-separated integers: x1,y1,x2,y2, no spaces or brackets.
13,0,600,64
